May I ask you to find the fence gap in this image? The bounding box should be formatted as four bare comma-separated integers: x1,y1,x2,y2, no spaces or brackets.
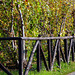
60,46,66,62
40,44,49,71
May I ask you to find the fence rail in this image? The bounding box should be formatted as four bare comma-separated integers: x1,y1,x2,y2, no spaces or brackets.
22,36,75,40
0,36,75,75
0,36,75,40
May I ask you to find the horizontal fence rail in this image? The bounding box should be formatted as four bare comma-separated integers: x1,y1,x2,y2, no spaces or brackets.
0,36,75,40
0,37,20,40
21,36,75,40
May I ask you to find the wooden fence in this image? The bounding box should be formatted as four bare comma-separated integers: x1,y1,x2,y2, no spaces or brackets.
0,35,75,75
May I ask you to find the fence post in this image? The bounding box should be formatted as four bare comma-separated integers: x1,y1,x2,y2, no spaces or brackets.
37,35,41,72
64,35,68,63
37,42,40,72
47,39,52,70
18,38,23,75
72,41,74,62
72,34,74,61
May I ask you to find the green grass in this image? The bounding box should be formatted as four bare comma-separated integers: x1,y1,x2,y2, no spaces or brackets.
0,62,75,75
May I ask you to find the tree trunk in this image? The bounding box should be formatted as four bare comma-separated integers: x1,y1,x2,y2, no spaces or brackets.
16,0,26,61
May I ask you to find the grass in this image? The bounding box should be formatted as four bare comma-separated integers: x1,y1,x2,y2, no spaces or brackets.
28,61,75,75
0,62,75,75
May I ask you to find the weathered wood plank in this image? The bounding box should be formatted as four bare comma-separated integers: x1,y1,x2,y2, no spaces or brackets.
68,39,73,62
24,41,39,75
21,36,75,40
0,36,75,40
51,40,59,70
